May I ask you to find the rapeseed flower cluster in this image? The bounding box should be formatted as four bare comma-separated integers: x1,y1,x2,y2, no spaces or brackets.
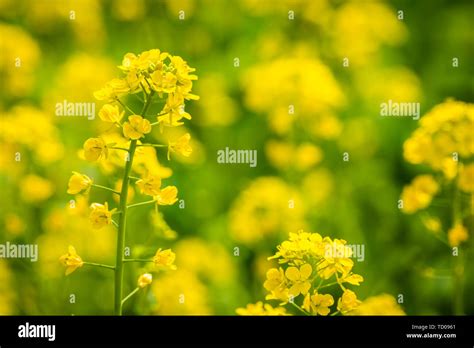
238,230,364,316
60,49,198,315
401,100,473,248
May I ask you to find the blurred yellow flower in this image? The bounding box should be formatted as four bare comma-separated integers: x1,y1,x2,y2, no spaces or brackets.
448,223,469,248
337,289,361,314
458,164,474,193
59,246,84,276
403,100,474,173
155,186,178,205
99,104,123,123
422,216,442,234
401,175,439,214
123,115,151,140
350,294,405,315
236,302,289,316
20,174,54,203
137,273,153,288
153,248,177,270
151,269,210,315
0,24,40,98
83,137,108,162
4,213,26,236
89,202,115,229
168,133,192,160
67,172,93,194
136,174,162,196
302,291,334,316
230,177,306,245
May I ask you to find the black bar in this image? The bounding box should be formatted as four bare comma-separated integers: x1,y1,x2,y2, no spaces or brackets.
0,316,472,346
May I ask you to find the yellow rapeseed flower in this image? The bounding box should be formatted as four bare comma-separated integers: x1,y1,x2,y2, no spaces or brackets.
302,291,334,316
264,267,289,302
153,248,177,270
317,239,354,279
59,246,84,275
285,263,312,297
155,186,178,205
123,115,151,140
98,104,124,123
83,137,108,161
138,273,153,288
337,289,361,314
168,133,192,160
67,171,93,194
136,174,162,196
89,202,115,229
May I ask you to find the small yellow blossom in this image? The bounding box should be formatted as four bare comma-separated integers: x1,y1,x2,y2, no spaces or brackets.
136,174,162,196
67,172,93,194
83,137,108,162
168,133,192,160
337,289,361,314
157,93,192,128
318,239,354,279
89,202,115,229
123,115,151,140
302,291,334,316
339,273,364,286
59,246,84,275
236,302,289,316
155,186,178,205
264,267,289,302
98,104,123,123
153,248,177,270
448,223,469,247
138,273,153,288
285,263,312,297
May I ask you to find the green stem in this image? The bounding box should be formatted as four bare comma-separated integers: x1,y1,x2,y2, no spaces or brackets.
452,179,464,315
91,184,120,195
83,261,115,270
121,287,140,306
114,91,155,316
290,301,310,316
123,259,154,263
116,98,137,115
127,200,156,209
317,281,339,290
114,139,137,315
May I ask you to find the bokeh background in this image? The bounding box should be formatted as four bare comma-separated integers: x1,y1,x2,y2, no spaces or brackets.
0,0,473,315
